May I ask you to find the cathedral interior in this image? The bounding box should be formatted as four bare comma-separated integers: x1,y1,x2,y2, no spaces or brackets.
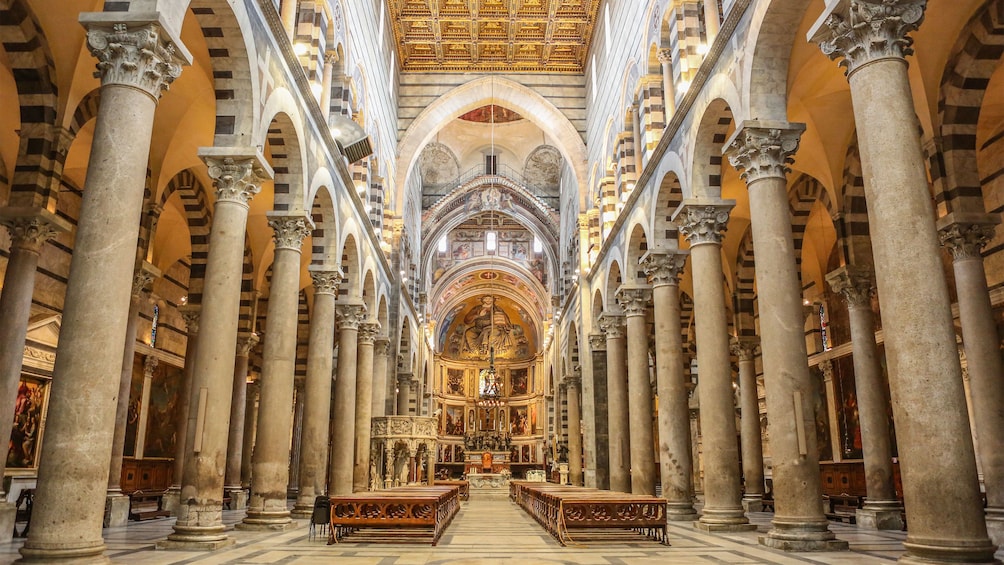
1,0,1004,563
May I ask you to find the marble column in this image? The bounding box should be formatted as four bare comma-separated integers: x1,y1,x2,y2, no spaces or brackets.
224,332,259,510
319,50,337,112
384,445,395,489
371,337,391,417
598,313,630,493
812,4,996,561
288,382,305,494
566,368,583,486
134,355,159,458
0,209,66,507
280,0,297,40
107,262,160,527
20,18,188,563
703,0,720,44
631,104,644,174
674,201,754,532
165,304,200,515
353,321,381,492
239,213,311,530
938,217,1004,545
588,332,610,489
826,266,903,530
330,301,366,495
819,360,844,462
241,382,260,488
726,123,844,549
397,372,414,415
657,49,676,117
159,149,270,551
617,285,657,495
292,267,340,516
730,337,765,513
642,250,698,521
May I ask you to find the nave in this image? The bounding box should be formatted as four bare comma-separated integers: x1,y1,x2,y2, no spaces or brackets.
3,500,998,565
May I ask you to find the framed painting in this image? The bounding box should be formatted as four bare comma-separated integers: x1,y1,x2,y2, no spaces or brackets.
7,376,49,470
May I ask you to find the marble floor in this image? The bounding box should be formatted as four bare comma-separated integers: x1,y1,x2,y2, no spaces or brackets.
1,499,1001,565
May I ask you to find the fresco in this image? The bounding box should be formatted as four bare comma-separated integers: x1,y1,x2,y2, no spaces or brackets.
440,294,535,360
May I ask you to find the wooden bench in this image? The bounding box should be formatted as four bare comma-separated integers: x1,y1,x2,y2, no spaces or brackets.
824,494,861,524
128,490,171,521
510,482,669,546
328,485,461,546
434,480,469,501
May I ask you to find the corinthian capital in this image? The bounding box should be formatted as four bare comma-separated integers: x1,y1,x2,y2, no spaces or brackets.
640,249,688,287
597,313,626,339
358,321,381,345
656,48,673,65
673,200,735,247
565,366,582,388
83,20,188,100
199,147,273,206
335,301,367,330
937,214,999,261
374,337,391,356
616,284,652,317
0,207,70,253
267,212,314,251
131,262,162,299
729,336,760,362
725,121,806,184
826,265,875,309
588,332,606,351
309,265,343,296
808,0,927,77
238,332,260,356
178,303,201,335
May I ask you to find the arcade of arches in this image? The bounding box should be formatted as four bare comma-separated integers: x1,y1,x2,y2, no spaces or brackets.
0,0,1003,563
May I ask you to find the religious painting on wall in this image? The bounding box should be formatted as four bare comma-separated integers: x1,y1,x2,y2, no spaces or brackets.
510,368,528,395
454,444,464,463
123,355,144,457
808,363,833,462
522,444,532,463
440,294,535,360
143,363,184,458
510,406,529,436
833,356,863,460
444,405,465,435
446,368,465,395
6,376,48,469
529,403,537,434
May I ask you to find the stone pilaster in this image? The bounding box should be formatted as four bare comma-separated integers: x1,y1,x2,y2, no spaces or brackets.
811,3,996,561
730,337,765,513
225,331,259,510
726,122,844,550
240,213,312,531
20,16,188,563
826,265,903,530
674,200,754,532
293,266,341,516
598,312,629,493
566,369,583,486
616,284,656,496
642,249,697,521
588,332,610,490
160,148,270,551
354,321,381,492
330,301,367,495
938,214,1004,546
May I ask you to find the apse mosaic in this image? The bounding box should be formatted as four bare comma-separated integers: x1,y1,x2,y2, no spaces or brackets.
439,294,536,360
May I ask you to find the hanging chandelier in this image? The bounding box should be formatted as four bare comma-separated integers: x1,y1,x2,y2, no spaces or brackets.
477,345,504,408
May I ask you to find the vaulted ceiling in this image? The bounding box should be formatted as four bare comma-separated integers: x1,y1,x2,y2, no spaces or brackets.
387,0,601,73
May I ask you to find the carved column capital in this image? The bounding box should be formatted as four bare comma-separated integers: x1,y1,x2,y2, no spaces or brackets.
938,220,998,261
809,0,927,77
84,21,188,100
178,304,201,335
725,121,806,184
818,359,835,382
398,372,415,385
729,336,761,361
616,284,652,317
335,301,367,330
142,355,159,379
640,249,688,287
324,50,340,65
588,332,606,351
358,321,381,345
826,264,876,309
656,48,673,64
131,262,161,299
0,208,70,253
374,337,391,356
597,313,626,339
204,156,268,205
309,265,343,296
238,332,260,356
673,200,735,247
267,212,313,251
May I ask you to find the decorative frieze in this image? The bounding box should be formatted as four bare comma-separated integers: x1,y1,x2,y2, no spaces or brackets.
725,122,805,184
809,0,927,76
85,23,186,99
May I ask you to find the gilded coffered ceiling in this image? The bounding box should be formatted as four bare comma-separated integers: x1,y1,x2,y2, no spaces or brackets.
388,0,601,73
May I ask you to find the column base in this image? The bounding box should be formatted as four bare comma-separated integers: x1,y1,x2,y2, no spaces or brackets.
105,493,130,528
18,542,109,563
290,501,313,519
986,506,1004,548
900,536,1000,565
156,537,236,551
695,505,756,532
742,494,765,513
161,486,181,516
224,487,248,510
759,516,847,552
0,501,16,545
666,502,699,522
236,512,298,531
857,500,904,531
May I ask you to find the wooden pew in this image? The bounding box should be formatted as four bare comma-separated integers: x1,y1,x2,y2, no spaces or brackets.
510,482,669,546
328,485,460,546
128,490,171,521
434,480,469,501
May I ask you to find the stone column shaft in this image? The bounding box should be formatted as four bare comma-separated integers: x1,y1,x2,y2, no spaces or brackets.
598,313,629,493
166,305,200,513
618,285,656,495
241,214,311,530
704,0,720,44
134,355,159,458
643,250,698,521
397,373,413,416
371,338,391,417
330,302,366,495
566,372,583,486
939,218,1004,545
293,267,339,515
354,322,381,492
726,123,842,549
224,332,258,508
162,148,269,550
731,338,765,512
280,0,297,40
826,267,902,530
657,50,676,117
241,383,259,488
811,4,996,561
319,51,336,113
588,333,610,490
22,18,188,562
674,201,752,532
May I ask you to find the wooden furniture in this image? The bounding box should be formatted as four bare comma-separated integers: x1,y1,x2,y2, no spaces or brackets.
434,480,469,501
128,489,171,521
510,482,669,546
120,458,173,493
328,485,461,546
817,461,904,524
825,493,861,524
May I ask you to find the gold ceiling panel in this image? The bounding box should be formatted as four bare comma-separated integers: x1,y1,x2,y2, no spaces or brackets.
389,0,601,73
